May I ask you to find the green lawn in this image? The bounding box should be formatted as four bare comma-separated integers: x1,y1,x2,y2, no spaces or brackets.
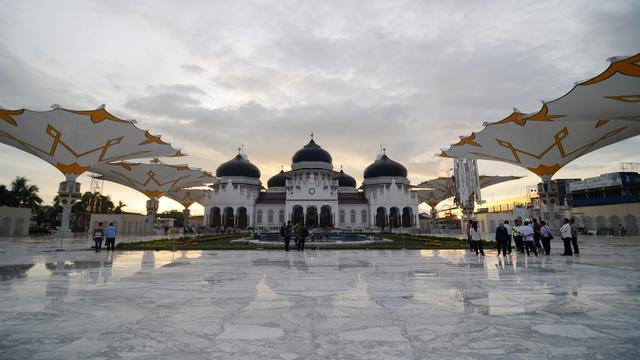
116,232,493,251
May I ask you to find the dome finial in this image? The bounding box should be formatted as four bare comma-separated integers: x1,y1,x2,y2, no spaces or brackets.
281,164,284,171
310,131,314,139
340,165,343,171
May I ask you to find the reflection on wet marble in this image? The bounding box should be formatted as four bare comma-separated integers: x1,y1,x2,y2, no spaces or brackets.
1,236,639,359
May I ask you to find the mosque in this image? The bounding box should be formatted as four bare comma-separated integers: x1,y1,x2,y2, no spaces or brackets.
202,136,420,230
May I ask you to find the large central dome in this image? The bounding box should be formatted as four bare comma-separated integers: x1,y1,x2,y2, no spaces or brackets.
291,138,333,168
363,153,408,179
216,152,261,179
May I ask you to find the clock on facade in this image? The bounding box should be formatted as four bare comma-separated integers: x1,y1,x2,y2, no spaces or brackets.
308,188,316,195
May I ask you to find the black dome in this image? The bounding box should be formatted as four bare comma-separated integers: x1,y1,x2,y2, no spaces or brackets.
363,154,408,179
216,154,261,178
336,170,356,187
267,170,287,187
292,139,332,164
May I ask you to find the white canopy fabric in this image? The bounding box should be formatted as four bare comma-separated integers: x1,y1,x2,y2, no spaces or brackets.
0,106,183,177
91,162,215,199
413,175,522,208
440,54,640,178
164,188,210,209
413,177,455,208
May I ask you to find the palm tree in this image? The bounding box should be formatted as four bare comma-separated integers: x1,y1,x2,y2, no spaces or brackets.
9,177,42,211
114,201,127,214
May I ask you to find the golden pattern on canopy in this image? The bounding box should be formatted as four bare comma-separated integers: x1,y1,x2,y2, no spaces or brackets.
91,162,215,199
0,106,184,176
439,53,640,178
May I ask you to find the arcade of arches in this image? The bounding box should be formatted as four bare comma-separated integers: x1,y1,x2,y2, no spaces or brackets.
209,205,414,229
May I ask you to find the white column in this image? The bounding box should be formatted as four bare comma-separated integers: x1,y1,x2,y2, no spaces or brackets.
58,175,81,232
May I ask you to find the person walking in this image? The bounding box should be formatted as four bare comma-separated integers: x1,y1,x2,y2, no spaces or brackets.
470,221,485,256
532,218,542,252
618,224,627,236
518,221,537,256
495,222,509,257
296,223,308,251
105,222,117,251
93,222,104,252
560,218,573,256
466,219,474,250
513,219,525,253
281,221,292,252
503,220,513,254
569,218,580,255
540,220,552,255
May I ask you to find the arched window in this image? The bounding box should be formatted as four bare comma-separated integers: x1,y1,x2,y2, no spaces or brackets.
350,209,356,223
361,210,367,224
339,210,345,224
257,210,263,224
268,209,274,224
279,210,285,224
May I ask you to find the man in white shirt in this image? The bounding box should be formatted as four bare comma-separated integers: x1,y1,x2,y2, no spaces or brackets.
560,218,573,256
518,221,537,256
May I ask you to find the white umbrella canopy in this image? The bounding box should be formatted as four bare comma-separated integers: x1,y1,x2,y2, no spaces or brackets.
0,106,184,177
413,175,523,208
91,162,215,199
440,115,640,178
439,54,640,179
164,188,211,209
479,175,524,188
543,53,640,123
413,177,455,208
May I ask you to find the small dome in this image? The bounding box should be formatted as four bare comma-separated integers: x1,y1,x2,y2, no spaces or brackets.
216,153,261,178
292,139,332,164
363,154,408,179
336,170,356,187
267,170,287,187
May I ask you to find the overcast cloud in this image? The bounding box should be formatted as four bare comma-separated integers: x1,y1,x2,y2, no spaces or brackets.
1,0,639,214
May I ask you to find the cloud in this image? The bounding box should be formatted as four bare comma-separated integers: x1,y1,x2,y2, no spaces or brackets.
1,0,639,211
180,64,206,74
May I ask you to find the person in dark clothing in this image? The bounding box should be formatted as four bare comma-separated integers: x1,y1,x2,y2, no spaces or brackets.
280,221,292,252
295,222,308,251
540,220,552,255
560,218,573,256
495,222,509,257
532,218,542,251
513,219,525,253
570,218,580,255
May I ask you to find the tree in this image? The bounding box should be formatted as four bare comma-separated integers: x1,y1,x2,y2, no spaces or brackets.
4,177,42,211
158,210,185,227
114,200,127,214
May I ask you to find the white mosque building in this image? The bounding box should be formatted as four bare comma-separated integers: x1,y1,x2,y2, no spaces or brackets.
202,136,420,230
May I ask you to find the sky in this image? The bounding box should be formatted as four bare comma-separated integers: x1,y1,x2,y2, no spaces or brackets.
1,0,639,215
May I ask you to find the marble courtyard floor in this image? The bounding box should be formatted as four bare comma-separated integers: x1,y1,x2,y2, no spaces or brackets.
1,236,639,359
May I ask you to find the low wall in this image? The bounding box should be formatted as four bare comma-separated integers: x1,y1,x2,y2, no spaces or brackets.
0,206,31,237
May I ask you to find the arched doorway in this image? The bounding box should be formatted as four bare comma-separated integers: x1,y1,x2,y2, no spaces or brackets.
402,207,413,227
237,207,248,228
223,207,234,227
375,207,387,228
210,207,221,227
320,205,332,227
292,205,304,226
306,206,318,227
389,207,400,228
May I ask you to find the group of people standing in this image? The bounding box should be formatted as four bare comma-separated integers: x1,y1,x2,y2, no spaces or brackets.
92,222,117,252
279,221,309,252
466,217,580,257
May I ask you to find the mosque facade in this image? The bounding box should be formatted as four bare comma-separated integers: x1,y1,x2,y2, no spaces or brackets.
202,137,420,230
